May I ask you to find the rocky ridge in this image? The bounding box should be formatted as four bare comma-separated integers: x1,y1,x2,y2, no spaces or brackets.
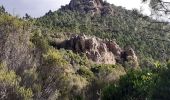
54,34,139,68
62,0,114,16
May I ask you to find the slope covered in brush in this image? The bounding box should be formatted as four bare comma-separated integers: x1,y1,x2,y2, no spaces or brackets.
0,6,126,99
36,0,170,66
1,0,170,99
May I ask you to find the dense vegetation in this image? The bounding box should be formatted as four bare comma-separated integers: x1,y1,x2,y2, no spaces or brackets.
37,4,170,66
102,62,170,100
0,0,170,99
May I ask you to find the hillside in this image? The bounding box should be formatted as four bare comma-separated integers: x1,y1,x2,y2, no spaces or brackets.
0,5,128,100
0,0,170,100
37,0,170,67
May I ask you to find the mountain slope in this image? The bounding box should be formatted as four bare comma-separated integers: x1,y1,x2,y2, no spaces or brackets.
36,0,170,66
1,0,170,99
0,6,126,100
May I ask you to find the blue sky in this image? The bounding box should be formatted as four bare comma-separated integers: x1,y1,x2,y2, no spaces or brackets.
0,0,150,17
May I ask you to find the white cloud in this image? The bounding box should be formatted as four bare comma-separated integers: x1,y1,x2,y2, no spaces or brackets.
108,0,141,9
108,0,150,15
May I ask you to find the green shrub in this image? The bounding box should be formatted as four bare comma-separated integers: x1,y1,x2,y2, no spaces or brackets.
21,66,42,97
60,50,90,67
151,62,170,100
91,64,125,80
31,29,50,53
16,87,33,100
102,70,156,100
0,13,31,32
43,49,68,66
0,62,33,100
77,66,94,80
0,62,20,86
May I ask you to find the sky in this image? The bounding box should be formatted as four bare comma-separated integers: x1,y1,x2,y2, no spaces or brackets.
0,0,150,18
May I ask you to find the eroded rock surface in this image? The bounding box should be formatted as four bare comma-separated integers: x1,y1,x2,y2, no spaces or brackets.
55,34,139,67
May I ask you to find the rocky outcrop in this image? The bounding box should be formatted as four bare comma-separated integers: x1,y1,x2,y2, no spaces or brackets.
67,0,113,16
55,34,139,67
123,47,139,68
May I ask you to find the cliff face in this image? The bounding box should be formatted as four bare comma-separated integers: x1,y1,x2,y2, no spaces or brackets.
55,34,139,68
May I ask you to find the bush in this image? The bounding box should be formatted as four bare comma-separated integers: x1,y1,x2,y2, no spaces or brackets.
0,13,31,32
43,49,68,66
31,29,50,53
77,66,94,80
0,62,33,100
60,50,90,67
151,62,170,100
91,64,125,82
102,70,156,100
